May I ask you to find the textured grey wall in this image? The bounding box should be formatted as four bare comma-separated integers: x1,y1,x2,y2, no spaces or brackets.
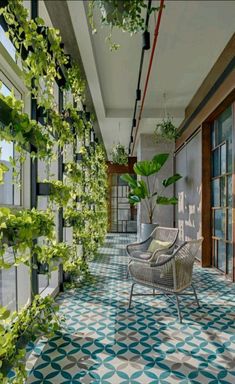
137,134,175,236
175,131,202,258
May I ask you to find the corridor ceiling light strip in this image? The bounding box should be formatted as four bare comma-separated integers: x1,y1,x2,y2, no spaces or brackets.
129,0,152,155
131,0,165,156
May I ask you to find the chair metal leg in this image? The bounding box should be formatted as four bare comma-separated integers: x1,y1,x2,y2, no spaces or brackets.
175,295,182,323
191,283,200,308
128,283,135,309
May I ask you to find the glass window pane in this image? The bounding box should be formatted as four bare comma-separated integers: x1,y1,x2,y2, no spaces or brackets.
217,240,226,272
227,243,233,275
0,25,16,60
0,141,14,205
214,209,225,239
0,249,17,311
211,123,216,149
220,144,226,174
227,176,232,207
212,148,220,177
220,177,226,207
218,106,232,144
227,208,232,242
213,240,218,268
212,179,220,207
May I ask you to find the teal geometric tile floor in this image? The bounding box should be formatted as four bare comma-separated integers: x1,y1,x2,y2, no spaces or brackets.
27,233,235,383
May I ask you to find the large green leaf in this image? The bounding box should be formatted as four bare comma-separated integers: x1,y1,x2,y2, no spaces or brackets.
128,193,141,204
156,196,178,205
152,153,169,171
120,174,137,189
162,173,182,187
134,153,169,176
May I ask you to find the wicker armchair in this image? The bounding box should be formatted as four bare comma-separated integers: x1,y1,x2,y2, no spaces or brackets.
128,238,203,323
126,227,179,277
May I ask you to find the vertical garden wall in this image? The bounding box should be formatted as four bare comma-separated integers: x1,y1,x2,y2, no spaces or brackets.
0,0,108,381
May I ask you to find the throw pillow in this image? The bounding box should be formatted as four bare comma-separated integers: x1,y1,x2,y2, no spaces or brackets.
147,239,171,253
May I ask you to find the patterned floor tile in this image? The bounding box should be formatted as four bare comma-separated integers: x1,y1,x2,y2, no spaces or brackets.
27,233,235,383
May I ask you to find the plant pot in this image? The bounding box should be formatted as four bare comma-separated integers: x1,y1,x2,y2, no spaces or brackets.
63,271,72,283
140,223,158,242
100,1,126,24
37,262,49,274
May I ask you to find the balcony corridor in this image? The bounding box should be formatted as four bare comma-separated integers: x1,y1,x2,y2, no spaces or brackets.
27,234,235,383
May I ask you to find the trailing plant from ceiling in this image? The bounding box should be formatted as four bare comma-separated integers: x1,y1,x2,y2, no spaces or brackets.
0,295,61,384
88,0,160,50
110,143,128,165
155,116,179,142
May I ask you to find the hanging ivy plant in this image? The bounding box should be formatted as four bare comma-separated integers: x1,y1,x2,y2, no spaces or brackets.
155,116,179,142
110,143,128,165
88,0,160,50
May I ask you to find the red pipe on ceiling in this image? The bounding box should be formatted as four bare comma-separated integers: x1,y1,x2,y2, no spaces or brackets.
131,0,165,155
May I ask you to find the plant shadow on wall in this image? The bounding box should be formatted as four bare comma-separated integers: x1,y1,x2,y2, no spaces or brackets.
88,0,161,50
121,153,182,225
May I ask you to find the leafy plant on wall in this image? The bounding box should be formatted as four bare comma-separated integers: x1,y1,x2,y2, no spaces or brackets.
0,0,109,380
0,295,61,384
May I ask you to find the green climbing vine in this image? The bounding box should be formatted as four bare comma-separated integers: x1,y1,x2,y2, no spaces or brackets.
0,0,108,381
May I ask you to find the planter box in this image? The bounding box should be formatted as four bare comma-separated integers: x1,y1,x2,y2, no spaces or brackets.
37,182,52,196
76,153,83,162
37,262,49,274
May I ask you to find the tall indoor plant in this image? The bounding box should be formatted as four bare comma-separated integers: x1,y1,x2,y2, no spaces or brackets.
121,153,182,240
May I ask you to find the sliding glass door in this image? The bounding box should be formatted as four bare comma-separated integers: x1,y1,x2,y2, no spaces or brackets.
211,106,233,276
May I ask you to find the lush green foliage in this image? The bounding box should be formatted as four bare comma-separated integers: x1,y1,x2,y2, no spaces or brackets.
0,0,109,380
89,0,160,50
121,154,182,224
0,295,61,384
155,116,179,142
110,143,128,165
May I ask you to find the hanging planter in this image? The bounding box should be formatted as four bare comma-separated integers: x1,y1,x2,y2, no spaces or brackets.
110,143,128,165
155,116,179,142
88,0,159,50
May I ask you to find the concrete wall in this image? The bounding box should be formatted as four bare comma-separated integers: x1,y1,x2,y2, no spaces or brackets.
175,131,202,258
137,134,175,236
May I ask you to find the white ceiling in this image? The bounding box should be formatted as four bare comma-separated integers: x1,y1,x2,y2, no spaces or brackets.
67,0,235,157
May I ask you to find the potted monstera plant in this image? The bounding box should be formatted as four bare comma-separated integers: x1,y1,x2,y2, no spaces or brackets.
121,153,182,241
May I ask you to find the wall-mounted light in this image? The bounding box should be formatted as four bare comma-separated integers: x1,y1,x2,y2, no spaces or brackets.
136,89,141,101
132,118,136,127
142,30,150,50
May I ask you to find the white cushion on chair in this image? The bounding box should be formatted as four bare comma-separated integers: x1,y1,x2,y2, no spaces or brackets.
147,239,171,253
131,251,152,260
